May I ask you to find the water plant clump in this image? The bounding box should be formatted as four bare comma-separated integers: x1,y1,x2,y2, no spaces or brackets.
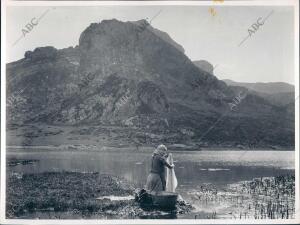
6,172,134,219
187,175,295,219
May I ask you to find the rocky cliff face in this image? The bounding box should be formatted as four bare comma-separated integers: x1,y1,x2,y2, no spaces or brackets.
6,19,294,148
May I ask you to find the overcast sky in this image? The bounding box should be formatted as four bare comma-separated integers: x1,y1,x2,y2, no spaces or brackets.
6,5,295,84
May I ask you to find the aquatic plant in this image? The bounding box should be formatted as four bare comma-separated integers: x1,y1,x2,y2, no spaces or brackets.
188,175,295,219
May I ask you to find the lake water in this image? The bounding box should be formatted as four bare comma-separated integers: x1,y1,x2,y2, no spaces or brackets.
7,149,294,189
6,149,295,219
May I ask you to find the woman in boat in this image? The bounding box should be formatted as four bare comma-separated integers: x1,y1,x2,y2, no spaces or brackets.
145,144,174,193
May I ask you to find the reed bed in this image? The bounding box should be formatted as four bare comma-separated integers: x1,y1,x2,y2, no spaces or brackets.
189,175,295,219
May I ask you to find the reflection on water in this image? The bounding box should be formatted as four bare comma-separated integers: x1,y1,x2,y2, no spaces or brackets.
7,150,295,190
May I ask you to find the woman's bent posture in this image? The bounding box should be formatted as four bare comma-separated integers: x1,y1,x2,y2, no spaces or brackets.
145,144,174,193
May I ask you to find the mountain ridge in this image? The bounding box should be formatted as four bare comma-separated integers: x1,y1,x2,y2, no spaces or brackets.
6,19,295,149
223,79,295,107
223,79,294,94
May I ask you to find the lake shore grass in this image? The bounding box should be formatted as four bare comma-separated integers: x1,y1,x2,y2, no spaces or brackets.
6,172,134,219
6,171,193,219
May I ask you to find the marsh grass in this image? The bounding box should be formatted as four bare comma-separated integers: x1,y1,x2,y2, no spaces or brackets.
6,172,134,219
189,175,295,219
6,171,192,219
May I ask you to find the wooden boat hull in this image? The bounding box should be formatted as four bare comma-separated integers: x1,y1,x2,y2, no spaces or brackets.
150,191,178,209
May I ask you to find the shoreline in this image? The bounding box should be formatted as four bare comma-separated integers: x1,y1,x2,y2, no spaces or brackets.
6,145,295,152
6,123,294,151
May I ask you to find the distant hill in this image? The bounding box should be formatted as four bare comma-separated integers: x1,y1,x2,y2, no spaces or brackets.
223,79,294,94
223,79,295,107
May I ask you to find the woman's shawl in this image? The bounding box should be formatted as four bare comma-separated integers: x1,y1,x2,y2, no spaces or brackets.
153,145,167,157
165,153,178,192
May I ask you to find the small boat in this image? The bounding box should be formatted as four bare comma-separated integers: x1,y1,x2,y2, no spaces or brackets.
151,191,178,209
135,189,178,210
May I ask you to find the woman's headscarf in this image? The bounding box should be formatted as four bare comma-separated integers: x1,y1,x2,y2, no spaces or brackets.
153,144,168,157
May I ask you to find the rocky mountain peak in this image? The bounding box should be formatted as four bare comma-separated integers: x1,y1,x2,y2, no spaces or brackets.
6,19,294,148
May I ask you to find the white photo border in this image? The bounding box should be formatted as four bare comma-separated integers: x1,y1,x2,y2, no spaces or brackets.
1,0,299,224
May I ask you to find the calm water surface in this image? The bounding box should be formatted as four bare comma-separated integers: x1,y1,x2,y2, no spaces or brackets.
7,149,295,190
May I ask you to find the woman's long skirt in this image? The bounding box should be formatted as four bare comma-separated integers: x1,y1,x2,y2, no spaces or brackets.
145,172,163,193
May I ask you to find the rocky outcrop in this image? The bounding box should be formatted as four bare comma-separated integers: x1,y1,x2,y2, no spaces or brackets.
193,60,214,74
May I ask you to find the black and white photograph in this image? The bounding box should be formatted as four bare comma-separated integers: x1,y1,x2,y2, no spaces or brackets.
1,0,299,223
